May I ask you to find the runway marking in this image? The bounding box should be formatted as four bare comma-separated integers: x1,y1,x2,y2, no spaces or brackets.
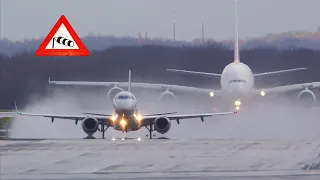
2,139,320,176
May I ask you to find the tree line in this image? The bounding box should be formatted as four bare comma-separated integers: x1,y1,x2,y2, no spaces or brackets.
0,44,319,109
2,34,320,56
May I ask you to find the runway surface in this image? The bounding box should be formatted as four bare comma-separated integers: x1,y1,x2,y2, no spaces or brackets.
2,138,320,179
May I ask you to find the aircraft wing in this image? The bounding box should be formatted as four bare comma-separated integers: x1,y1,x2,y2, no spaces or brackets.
83,112,177,116
255,82,320,95
16,112,106,120
253,68,306,77
49,78,221,96
16,111,110,122
142,111,237,126
14,102,111,125
166,69,221,77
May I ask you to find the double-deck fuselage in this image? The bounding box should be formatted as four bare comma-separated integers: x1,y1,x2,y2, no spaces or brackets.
111,91,142,132
220,62,254,102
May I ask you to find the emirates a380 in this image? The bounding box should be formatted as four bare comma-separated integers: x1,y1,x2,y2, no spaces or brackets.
166,0,320,110
46,1,320,111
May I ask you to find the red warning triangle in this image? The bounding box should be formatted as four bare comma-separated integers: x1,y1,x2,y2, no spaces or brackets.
35,15,89,56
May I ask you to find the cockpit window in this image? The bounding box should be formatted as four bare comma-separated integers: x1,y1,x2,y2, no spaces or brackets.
116,95,134,100
228,79,246,83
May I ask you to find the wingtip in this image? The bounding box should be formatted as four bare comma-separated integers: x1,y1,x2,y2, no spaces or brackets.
166,69,178,72
48,77,57,84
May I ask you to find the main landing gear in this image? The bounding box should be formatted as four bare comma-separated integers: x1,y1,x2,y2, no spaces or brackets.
99,123,155,140
99,122,127,139
100,123,109,139
145,124,155,139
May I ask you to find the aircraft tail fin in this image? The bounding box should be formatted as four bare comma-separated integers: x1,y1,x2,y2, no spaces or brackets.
234,0,240,63
128,69,132,92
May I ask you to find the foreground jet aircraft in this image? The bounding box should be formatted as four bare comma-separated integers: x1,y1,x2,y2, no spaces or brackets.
15,70,237,139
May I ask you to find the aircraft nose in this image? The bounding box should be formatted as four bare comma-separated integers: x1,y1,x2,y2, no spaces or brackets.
115,100,135,110
236,83,248,95
229,83,245,97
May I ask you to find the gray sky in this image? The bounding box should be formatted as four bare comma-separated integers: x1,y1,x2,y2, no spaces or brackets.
1,0,320,41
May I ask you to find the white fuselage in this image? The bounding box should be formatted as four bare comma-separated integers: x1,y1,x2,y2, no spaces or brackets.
113,91,137,114
220,62,254,100
112,91,141,132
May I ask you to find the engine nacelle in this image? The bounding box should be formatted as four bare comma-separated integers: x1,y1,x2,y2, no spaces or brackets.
107,87,123,101
81,117,99,136
297,89,316,108
154,117,171,134
158,91,177,103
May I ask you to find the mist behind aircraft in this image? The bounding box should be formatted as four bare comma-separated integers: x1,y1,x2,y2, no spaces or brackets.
10,87,320,141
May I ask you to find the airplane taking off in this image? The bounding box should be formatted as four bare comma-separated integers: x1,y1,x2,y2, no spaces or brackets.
15,70,237,139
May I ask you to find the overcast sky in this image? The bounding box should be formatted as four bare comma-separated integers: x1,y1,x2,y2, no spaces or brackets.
1,0,319,41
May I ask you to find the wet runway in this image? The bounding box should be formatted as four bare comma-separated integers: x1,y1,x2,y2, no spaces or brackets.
2,138,320,179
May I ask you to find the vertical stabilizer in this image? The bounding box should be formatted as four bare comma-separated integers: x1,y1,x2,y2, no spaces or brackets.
128,69,132,92
234,0,240,63
201,11,205,44
173,13,176,41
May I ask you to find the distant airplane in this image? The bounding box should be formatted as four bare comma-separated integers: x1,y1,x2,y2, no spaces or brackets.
15,70,237,139
165,0,320,110
46,0,320,111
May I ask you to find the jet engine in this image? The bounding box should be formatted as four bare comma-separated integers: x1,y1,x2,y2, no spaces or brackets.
297,89,316,107
154,117,171,134
81,117,99,136
107,87,123,101
158,91,177,103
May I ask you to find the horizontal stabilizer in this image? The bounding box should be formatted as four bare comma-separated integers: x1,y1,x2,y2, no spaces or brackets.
253,68,307,77
167,69,221,77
